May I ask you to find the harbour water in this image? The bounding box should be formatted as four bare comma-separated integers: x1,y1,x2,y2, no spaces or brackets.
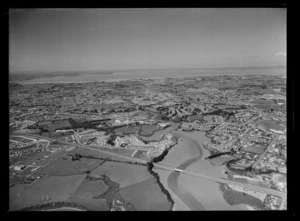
158,130,246,210
16,67,285,85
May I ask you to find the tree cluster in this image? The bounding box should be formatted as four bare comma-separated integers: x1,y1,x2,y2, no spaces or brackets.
151,149,169,163
71,153,82,161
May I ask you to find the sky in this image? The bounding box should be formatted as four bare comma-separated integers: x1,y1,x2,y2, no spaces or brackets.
9,8,286,72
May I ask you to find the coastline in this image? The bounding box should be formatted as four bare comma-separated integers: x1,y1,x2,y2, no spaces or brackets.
162,130,238,210
11,69,285,85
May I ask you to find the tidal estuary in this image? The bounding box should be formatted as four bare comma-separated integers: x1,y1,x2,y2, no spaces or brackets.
156,130,247,210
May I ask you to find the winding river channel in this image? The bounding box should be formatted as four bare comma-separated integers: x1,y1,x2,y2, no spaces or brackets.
156,130,245,210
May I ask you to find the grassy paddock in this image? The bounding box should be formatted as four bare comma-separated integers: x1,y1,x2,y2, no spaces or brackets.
10,174,86,211
90,161,151,189
119,177,170,211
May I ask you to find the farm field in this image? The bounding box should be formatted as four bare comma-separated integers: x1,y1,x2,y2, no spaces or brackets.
90,161,151,188
119,177,170,211
69,147,130,162
68,175,109,211
36,157,104,176
9,174,86,211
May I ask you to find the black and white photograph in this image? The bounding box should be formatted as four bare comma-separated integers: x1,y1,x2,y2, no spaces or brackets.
8,8,287,211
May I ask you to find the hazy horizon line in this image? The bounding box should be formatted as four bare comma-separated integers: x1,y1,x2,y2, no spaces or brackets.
10,65,286,75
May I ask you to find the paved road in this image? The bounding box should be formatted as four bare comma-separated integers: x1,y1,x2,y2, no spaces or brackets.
209,126,252,153
73,130,81,144
215,114,259,152
279,197,287,210
25,134,149,165
31,146,73,176
25,134,286,198
252,135,279,168
153,162,286,198
222,128,251,151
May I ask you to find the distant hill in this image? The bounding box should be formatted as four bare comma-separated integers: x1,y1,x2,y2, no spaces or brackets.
9,70,114,82
9,82,24,89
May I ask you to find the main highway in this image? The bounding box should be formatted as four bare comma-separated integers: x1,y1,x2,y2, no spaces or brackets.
252,135,279,168
24,133,286,198
153,162,286,198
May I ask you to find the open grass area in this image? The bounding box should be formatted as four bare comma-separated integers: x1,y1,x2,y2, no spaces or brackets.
209,156,235,166
36,156,104,176
67,175,109,211
242,145,265,154
10,174,86,211
69,147,129,162
114,148,136,157
119,177,170,211
138,125,175,142
252,99,275,110
68,175,108,199
10,136,34,143
139,125,159,136
133,150,148,159
116,126,140,135
43,207,85,211
90,161,151,189
256,120,285,131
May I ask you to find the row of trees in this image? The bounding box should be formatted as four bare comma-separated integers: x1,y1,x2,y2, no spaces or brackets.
152,149,169,163
70,153,147,166
21,201,89,211
147,162,174,211
71,153,83,161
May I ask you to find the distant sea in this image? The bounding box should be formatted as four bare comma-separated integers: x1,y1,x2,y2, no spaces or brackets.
12,66,286,85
